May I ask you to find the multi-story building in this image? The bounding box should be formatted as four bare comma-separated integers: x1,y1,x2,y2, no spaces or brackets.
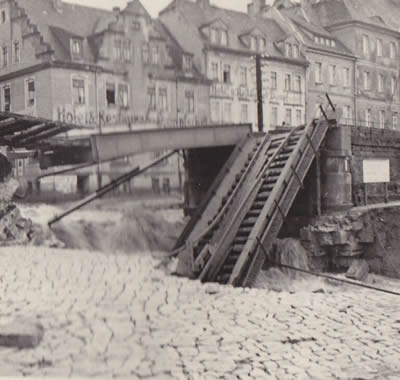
0,0,210,193
311,0,400,129
270,1,357,124
0,0,209,129
160,0,308,131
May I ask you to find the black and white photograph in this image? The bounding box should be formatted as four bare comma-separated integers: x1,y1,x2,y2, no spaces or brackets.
0,0,400,378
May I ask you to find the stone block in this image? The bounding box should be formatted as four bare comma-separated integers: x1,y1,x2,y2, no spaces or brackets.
346,259,369,281
332,230,351,245
336,242,364,257
0,318,44,349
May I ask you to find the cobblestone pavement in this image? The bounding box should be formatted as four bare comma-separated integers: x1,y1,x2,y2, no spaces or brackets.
1,247,400,379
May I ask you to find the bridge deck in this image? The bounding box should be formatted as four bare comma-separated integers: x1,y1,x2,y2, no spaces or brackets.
90,124,253,162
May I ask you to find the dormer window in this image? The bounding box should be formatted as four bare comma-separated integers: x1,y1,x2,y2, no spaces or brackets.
293,44,299,58
250,36,257,51
183,54,192,70
259,38,266,50
210,28,218,44
210,27,228,47
221,31,228,46
132,21,141,30
71,39,82,59
285,43,292,57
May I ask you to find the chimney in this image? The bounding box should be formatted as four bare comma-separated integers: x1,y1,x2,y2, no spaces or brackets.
247,0,266,17
196,0,210,8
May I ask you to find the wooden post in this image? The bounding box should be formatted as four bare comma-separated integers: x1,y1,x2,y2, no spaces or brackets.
316,154,321,216
384,182,389,203
255,54,264,132
364,183,368,206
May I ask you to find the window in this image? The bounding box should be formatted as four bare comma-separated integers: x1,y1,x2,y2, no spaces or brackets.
211,100,220,122
250,36,257,50
284,73,291,91
71,39,82,59
158,88,168,111
343,105,352,125
26,79,35,107
13,41,20,63
183,55,192,70
392,76,397,96
3,85,10,111
259,38,266,51
118,84,129,107
106,82,116,106
328,65,336,85
123,40,132,61
72,78,85,105
223,64,231,83
285,108,292,126
151,46,159,64
210,28,218,44
296,109,302,126
271,107,278,127
211,62,219,81
1,10,6,24
2,46,8,68
294,75,301,92
363,71,370,90
114,40,122,61
221,30,228,46
377,39,383,57
132,21,141,30
293,45,299,58
362,35,369,55
378,74,384,92
240,66,247,86
223,102,232,122
271,72,277,90
147,87,156,110
285,43,291,57
379,110,385,129
240,103,248,123
315,62,322,83
393,112,398,129
366,108,372,127
142,44,149,63
184,90,195,113
344,67,350,87
390,42,396,59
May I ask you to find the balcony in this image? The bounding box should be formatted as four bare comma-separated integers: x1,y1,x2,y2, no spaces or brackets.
284,91,303,106
210,82,235,98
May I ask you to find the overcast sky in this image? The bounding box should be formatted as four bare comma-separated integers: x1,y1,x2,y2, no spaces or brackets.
64,0,250,17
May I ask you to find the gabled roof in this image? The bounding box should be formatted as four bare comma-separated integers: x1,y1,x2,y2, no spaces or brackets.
160,0,305,64
312,0,400,34
14,0,115,62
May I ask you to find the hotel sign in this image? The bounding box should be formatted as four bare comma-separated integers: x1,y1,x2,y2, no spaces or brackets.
363,159,390,183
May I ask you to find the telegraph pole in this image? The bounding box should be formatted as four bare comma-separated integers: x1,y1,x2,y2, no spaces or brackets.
255,53,264,132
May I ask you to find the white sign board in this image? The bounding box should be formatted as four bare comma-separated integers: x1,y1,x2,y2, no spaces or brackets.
363,159,390,183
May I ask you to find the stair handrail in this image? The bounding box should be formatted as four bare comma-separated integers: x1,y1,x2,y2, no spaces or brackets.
231,109,335,285
198,126,302,279
189,133,271,246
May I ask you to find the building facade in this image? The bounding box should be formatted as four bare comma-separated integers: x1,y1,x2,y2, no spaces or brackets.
311,0,400,129
0,0,210,193
160,0,308,132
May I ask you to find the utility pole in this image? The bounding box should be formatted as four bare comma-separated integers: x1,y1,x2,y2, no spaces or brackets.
255,53,264,132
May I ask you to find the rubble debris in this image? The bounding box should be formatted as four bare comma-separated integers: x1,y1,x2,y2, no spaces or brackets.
346,259,370,281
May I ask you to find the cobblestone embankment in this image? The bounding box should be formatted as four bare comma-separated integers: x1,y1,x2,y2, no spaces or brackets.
0,247,400,379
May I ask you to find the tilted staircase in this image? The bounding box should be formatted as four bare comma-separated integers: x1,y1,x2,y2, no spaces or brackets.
175,111,335,286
